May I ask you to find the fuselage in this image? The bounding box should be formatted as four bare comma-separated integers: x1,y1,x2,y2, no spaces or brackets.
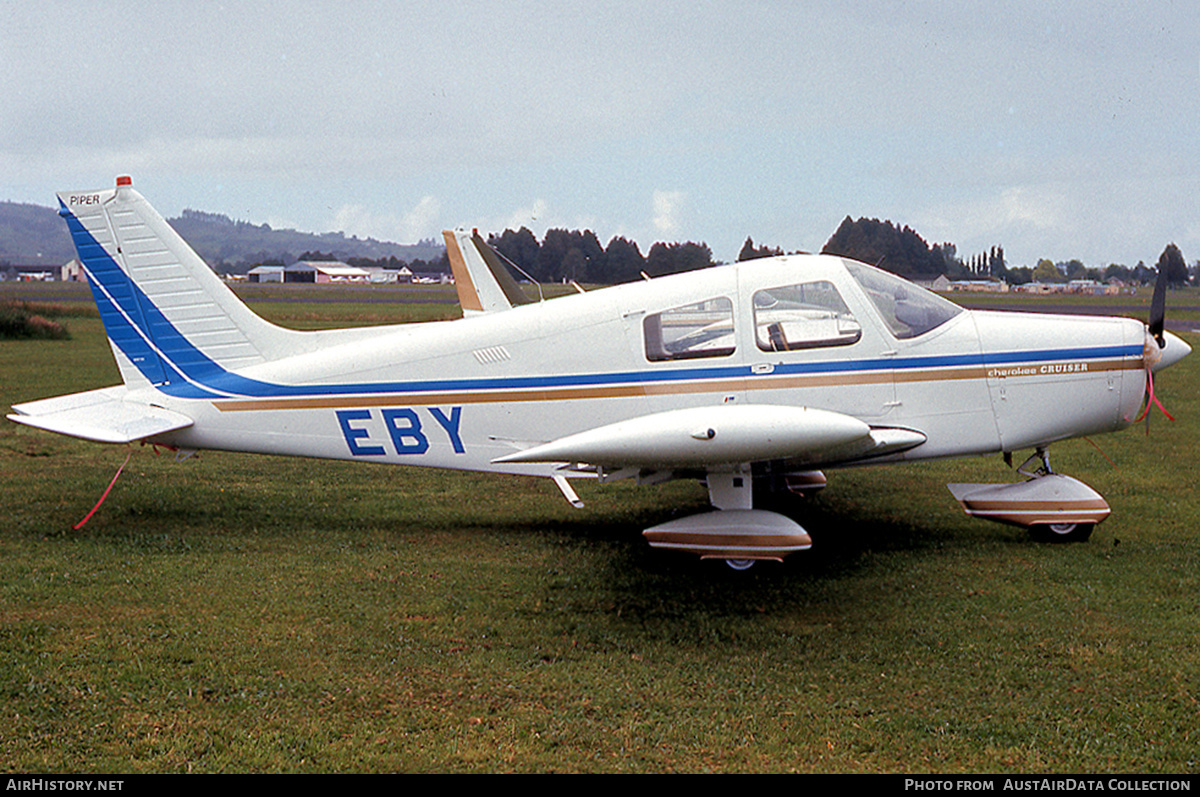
131,255,1150,474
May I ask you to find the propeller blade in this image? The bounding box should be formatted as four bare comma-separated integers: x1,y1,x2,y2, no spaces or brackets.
1149,265,1167,347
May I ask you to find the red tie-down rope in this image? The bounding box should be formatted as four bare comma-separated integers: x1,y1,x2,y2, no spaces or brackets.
73,451,132,530
1135,366,1175,430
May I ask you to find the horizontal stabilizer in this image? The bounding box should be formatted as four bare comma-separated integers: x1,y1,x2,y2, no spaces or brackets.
8,387,193,444
492,404,874,467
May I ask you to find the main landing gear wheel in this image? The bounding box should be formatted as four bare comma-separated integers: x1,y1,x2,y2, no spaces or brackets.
725,559,756,571
1029,522,1095,543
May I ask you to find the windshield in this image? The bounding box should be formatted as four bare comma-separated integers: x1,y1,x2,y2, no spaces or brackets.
841,260,962,339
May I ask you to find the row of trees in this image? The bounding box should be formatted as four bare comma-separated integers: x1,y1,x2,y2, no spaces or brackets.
268,217,1194,289
486,227,714,284
819,217,1014,280
819,216,1193,287
821,216,974,278
1003,244,1191,288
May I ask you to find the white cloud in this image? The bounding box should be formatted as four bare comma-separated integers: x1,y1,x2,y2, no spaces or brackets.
652,190,685,236
504,199,549,232
264,214,300,232
402,196,443,241
910,183,1075,263
926,184,1069,239
473,199,599,241
912,175,1200,267
331,204,375,238
332,195,441,243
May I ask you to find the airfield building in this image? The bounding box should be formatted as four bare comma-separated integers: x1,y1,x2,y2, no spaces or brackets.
284,261,370,284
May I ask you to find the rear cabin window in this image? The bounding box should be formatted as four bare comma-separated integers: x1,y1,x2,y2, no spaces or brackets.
644,297,736,361
753,281,862,351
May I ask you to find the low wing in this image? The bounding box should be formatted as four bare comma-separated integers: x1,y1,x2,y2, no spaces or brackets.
8,387,193,444
492,404,925,469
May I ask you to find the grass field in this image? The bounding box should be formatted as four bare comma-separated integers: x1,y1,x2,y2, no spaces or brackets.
1,283,1197,773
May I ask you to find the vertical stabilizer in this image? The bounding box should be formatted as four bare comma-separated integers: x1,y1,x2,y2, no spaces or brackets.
57,177,305,390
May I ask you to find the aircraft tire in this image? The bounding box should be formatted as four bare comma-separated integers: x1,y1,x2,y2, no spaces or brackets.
1029,522,1095,543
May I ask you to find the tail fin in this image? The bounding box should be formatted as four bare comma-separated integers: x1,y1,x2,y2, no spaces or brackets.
443,228,534,315
58,177,304,391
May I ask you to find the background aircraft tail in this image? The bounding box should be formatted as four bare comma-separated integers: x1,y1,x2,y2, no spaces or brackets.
443,228,534,314
57,177,309,390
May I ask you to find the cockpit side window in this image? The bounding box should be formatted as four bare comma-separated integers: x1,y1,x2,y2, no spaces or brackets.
644,297,736,361
842,260,962,339
753,281,862,351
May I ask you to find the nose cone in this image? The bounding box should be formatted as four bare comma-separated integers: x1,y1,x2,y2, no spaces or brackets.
1150,330,1192,373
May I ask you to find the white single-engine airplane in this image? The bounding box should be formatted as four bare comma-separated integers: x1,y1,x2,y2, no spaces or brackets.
8,178,1192,568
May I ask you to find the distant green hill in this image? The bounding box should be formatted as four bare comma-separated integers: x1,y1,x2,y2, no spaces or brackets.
0,201,76,266
0,200,443,270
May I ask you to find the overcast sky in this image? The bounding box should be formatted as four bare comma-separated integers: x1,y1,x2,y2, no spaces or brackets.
2,1,1197,267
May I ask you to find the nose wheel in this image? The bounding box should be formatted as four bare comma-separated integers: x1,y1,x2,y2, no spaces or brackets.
1029,522,1095,543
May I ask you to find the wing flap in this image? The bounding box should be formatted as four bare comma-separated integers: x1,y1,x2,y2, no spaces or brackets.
8,387,193,444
